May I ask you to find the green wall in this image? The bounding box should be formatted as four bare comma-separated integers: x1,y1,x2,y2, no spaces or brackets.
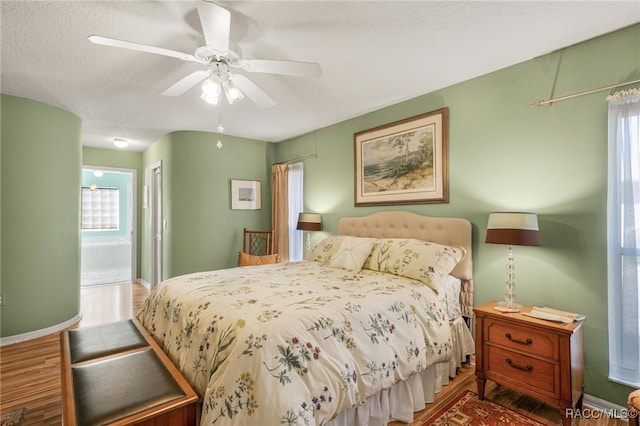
0,23,636,406
274,24,640,405
141,131,273,282
1,95,82,336
82,147,143,278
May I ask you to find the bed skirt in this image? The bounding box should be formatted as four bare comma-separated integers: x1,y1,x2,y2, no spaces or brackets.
328,316,474,426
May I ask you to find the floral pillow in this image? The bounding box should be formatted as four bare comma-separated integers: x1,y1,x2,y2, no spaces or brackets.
328,236,376,272
305,235,345,264
364,238,465,292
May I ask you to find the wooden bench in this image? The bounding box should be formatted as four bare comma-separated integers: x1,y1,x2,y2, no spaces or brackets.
61,319,199,425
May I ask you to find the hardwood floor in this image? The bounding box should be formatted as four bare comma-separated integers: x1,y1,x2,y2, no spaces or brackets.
0,282,150,425
0,284,627,425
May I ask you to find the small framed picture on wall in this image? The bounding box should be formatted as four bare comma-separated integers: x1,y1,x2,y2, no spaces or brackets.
230,179,261,210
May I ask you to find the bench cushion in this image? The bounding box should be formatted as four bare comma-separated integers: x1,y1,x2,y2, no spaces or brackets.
72,348,186,425
68,319,148,363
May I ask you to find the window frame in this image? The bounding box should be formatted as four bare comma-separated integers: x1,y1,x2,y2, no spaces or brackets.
81,185,120,231
606,89,640,388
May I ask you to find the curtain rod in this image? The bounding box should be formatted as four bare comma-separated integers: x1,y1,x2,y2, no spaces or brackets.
273,129,320,165
273,153,318,165
528,78,640,107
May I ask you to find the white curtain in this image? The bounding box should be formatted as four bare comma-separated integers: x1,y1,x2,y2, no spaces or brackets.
288,163,304,261
607,88,640,387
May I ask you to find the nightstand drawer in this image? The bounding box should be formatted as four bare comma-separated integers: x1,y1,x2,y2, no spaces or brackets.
487,346,558,397
486,318,559,359
475,302,584,426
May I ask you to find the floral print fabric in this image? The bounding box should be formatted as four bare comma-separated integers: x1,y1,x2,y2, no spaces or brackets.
364,238,465,292
137,261,452,426
305,235,345,264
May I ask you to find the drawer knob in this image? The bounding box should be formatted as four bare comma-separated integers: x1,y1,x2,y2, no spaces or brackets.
505,333,533,346
506,358,533,372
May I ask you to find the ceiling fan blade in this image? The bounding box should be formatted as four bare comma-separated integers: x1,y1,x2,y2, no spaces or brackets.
197,1,230,52
230,74,276,109
88,35,196,62
238,59,322,79
161,70,211,96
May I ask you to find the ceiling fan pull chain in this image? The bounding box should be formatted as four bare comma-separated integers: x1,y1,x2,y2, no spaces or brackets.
217,107,224,149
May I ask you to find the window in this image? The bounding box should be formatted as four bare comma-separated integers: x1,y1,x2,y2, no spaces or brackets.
607,88,640,387
288,163,304,261
81,186,119,230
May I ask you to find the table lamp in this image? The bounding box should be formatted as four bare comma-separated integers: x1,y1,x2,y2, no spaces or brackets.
297,213,322,255
485,212,540,312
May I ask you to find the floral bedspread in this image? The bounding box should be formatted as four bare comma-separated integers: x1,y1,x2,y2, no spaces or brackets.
137,261,453,426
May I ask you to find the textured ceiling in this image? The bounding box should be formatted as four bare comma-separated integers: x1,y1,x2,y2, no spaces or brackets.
2,1,639,151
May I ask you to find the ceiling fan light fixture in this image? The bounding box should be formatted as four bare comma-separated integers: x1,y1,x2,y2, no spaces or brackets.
89,2,321,114
223,80,244,104
200,91,220,105
113,138,129,148
201,75,220,96
201,75,222,105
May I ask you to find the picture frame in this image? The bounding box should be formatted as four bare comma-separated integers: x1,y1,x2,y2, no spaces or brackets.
354,107,449,206
230,179,261,210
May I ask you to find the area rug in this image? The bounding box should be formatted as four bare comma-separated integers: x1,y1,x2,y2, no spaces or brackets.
424,390,546,425
0,408,25,426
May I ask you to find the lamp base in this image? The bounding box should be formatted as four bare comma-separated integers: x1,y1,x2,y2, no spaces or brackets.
494,301,523,313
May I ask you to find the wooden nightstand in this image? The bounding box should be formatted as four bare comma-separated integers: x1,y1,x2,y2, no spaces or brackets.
474,301,584,426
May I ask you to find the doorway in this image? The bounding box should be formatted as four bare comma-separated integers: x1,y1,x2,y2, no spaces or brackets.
81,167,136,286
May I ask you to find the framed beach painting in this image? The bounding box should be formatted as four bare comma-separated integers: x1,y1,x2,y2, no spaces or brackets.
354,107,449,206
231,179,261,210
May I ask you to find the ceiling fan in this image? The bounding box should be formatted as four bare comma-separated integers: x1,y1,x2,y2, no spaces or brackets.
88,1,322,108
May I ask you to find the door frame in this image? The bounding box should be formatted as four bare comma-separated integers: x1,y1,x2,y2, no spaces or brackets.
149,161,163,288
80,166,137,284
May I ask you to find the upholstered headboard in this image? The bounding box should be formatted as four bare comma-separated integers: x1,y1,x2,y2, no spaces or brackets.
338,211,474,318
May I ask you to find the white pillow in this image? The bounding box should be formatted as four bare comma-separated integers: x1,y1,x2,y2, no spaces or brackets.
328,236,376,272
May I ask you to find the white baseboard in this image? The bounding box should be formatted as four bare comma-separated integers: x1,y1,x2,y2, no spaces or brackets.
137,278,151,289
583,393,629,423
584,393,626,411
0,314,82,346
1,281,149,346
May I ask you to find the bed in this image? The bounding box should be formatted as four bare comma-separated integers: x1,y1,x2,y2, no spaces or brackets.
137,211,474,425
